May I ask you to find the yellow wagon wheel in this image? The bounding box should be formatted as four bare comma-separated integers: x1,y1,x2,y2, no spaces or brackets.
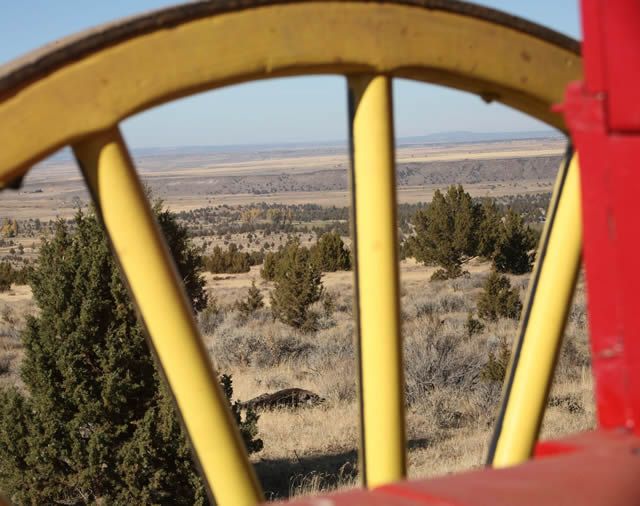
0,1,582,505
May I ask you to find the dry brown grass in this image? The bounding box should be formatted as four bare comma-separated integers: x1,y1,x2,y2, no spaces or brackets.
0,137,586,501
0,286,35,390
0,259,593,500
195,260,594,499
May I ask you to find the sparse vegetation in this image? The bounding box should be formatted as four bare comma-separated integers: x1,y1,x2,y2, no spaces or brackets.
311,232,351,272
0,140,593,501
235,280,265,319
0,261,30,292
477,271,523,321
465,312,485,338
408,185,478,279
0,263,11,293
204,243,262,274
406,185,536,279
270,239,323,331
0,208,260,505
476,200,502,259
199,297,225,334
493,209,537,274
481,339,511,383
261,247,285,281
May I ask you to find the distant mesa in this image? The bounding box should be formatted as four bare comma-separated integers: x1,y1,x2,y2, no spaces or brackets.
396,129,561,146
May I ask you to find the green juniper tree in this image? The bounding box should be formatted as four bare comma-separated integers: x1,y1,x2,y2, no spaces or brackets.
310,232,351,272
447,185,480,258
464,311,485,338
260,250,279,281
493,209,537,275
270,238,323,330
477,271,522,321
235,280,264,319
408,185,480,280
481,339,512,383
203,243,252,274
408,186,537,280
476,199,503,259
0,206,261,505
0,262,12,292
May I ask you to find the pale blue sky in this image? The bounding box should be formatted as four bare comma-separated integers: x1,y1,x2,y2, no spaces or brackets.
0,1,581,147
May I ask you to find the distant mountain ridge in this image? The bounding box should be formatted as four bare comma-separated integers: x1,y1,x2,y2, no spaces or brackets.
44,130,561,161
396,130,563,145
143,155,563,197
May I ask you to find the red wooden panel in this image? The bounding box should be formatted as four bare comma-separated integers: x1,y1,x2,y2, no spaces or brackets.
275,432,640,506
533,440,577,458
602,2,640,129
607,135,640,427
581,0,640,128
580,0,606,92
564,0,640,429
561,82,632,430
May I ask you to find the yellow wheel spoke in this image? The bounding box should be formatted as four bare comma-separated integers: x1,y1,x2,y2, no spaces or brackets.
349,75,406,488
0,1,580,185
487,151,582,467
73,127,263,506
0,0,587,495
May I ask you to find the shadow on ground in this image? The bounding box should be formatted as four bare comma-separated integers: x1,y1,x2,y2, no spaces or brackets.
253,438,431,500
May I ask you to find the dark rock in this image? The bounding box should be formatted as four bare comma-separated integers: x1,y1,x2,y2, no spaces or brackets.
242,388,324,411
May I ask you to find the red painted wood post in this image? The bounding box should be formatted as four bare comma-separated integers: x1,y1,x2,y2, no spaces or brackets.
561,0,640,432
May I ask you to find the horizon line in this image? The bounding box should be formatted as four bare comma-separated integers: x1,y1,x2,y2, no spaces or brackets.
128,128,563,151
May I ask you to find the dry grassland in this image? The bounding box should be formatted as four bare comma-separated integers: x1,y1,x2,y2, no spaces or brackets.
0,259,593,500
203,260,592,499
0,137,591,500
1,139,562,220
